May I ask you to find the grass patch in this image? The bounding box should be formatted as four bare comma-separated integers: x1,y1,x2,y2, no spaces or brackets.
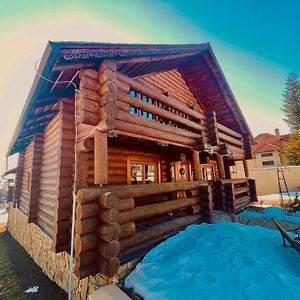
0,231,25,300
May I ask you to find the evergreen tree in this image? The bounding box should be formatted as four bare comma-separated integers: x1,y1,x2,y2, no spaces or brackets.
281,73,300,165
282,73,300,134
280,135,300,165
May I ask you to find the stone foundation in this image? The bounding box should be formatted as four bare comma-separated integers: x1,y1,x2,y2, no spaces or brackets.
7,205,139,299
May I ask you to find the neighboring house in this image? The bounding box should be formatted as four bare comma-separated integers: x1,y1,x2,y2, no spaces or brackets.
231,129,300,196
5,42,256,297
249,129,290,168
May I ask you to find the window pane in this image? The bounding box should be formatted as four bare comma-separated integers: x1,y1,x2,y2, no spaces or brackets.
131,164,143,185
145,164,155,184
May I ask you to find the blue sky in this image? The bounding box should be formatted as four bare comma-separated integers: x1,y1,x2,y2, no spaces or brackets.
0,0,299,172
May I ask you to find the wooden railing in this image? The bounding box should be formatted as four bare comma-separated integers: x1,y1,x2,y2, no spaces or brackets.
74,181,213,279
214,178,257,213
76,63,249,159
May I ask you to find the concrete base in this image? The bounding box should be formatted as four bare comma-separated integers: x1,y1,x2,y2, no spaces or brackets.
89,284,131,300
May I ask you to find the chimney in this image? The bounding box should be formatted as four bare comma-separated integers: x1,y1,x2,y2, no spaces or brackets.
275,128,280,139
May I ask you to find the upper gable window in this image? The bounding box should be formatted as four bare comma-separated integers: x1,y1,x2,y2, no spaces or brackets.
129,90,153,120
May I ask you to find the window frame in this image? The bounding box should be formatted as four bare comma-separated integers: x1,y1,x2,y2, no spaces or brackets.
262,160,275,166
127,156,161,185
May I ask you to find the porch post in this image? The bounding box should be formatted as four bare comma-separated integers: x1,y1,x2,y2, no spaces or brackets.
192,150,201,180
216,154,225,179
243,159,249,177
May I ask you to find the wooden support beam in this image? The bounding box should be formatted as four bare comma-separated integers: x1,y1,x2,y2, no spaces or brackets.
94,130,108,185
243,159,249,177
216,154,225,179
192,150,201,180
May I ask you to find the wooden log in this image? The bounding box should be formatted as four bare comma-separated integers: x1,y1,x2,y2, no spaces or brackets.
99,93,117,107
99,208,119,224
243,159,249,177
116,72,206,121
74,233,98,253
79,180,207,203
94,130,108,184
98,256,120,278
76,202,99,219
99,81,117,96
116,198,134,212
97,222,121,235
98,60,117,73
217,122,242,139
119,197,200,224
120,229,179,262
75,250,98,267
119,214,201,251
79,69,99,80
113,119,196,146
97,240,120,259
218,131,243,147
234,186,249,196
120,222,136,240
77,138,94,153
99,192,120,209
75,217,98,235
216,154,225,179
116,80,130,93
192,150,201,180
74,263,98,279
79,98,100,113
188,205,202,215
117,90,206,132
114,109,200,139
80,88,100,102
80,110,99,125
98,69,117,85
80,76,101,92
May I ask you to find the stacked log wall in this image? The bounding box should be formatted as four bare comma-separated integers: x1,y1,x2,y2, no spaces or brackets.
83,147,170,187
37,98,74,252
74,181,213,279
214,178,257,213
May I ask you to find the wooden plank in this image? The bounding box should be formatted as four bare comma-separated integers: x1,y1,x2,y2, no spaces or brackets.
94,130,108,184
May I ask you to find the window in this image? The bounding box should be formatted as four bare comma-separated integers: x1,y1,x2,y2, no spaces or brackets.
262,161,275,166
261,152,273,157
128,157,160,185
129,90,153,120
230,165,237,173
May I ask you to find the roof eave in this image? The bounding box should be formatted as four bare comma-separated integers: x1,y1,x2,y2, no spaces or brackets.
205,44,254,140
6,42,60,156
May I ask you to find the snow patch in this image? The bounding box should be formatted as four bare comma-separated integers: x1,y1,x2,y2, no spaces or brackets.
125,222,300,300
240,207,300,223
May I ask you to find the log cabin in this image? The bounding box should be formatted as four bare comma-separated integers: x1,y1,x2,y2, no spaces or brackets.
6,42,257,288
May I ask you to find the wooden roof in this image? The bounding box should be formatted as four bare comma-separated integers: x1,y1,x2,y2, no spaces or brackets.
7,42,252,156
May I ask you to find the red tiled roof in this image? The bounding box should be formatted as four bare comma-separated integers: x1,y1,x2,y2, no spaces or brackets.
252,133,290,153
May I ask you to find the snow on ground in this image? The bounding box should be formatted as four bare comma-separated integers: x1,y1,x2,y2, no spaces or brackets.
125,222,300,300
240,207,300,223
258,192,299,202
